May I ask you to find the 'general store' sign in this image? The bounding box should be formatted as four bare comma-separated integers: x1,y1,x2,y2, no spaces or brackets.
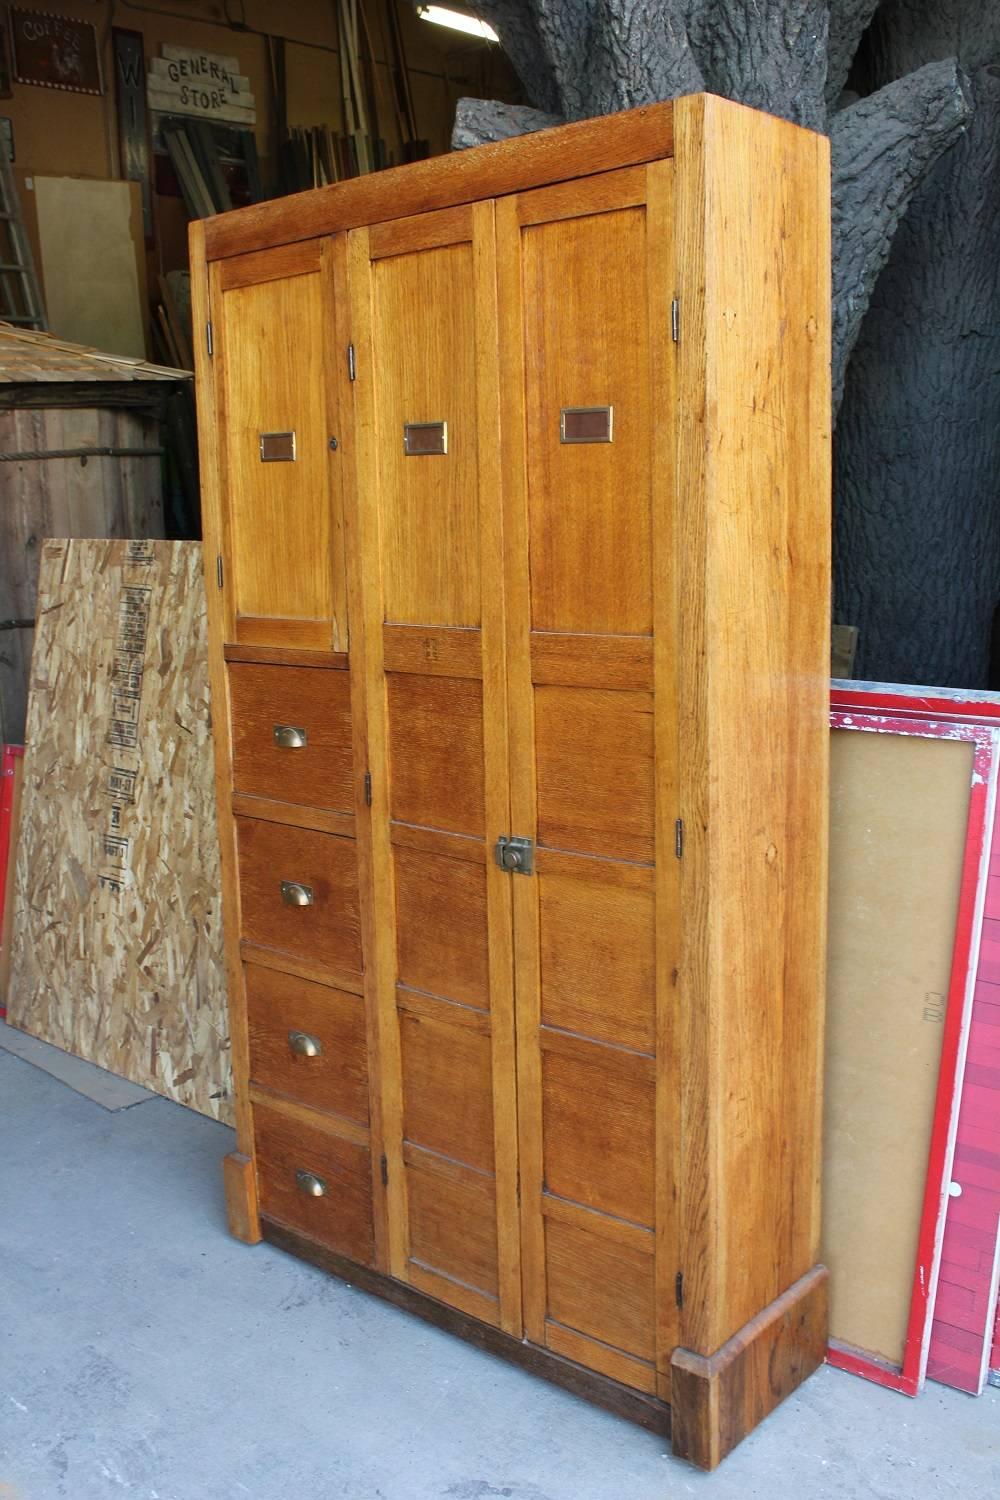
147,44,256,125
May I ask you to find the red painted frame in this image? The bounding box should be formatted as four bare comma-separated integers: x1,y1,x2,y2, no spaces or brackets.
0,743,24,1022
825,707,998,1395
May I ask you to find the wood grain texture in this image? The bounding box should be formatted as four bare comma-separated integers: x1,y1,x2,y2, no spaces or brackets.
245,964,369,1124
673,93,831,1354
222,1151,261,1245
394,846,489,1008
235,817,362,976
670,1265,829,1471
229,662,353,812
253,1096,375,1266
521,204,652,635
211,237,348,649
8,539,229,1120
545,1216,657,1364
534,686,655,862
203,104,676,260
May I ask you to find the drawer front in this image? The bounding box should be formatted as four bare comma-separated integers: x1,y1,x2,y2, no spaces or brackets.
254,1099,375,1265
236,816,362,976
229,662,354,811
246,964,369,1123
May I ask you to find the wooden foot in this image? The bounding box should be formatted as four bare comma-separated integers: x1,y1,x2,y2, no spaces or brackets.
223,1151,262,1244
670,1264,829,1471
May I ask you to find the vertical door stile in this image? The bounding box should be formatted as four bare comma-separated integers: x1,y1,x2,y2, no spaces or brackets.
348,202,521,1331
321,237,351,656
331,229,390,1273
494,192,547,1342
345,224,410,1280
205,259,238,646
498,165,678,1397
646,157,683,1397
473,198,522,1335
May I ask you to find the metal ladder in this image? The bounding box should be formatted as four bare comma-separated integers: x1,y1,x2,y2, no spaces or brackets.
0,148,46,329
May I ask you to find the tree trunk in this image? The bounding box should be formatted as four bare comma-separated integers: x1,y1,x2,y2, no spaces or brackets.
834,64,1000,686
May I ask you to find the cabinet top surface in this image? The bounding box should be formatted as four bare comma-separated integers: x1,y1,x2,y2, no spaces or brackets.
200,97,681,262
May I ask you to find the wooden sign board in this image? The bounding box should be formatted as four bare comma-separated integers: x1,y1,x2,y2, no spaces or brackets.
7,539,231,1121
9,8,103,96
147,43,255,125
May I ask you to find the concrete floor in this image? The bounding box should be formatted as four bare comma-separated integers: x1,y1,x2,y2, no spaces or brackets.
1,1045,997,1500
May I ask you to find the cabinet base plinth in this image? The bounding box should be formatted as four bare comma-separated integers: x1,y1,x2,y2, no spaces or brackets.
223,1151,262,1244
261,1218,670,1437
670,1264,829,1470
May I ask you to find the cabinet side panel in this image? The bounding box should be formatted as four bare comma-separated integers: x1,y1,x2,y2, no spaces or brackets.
675,95,831,1353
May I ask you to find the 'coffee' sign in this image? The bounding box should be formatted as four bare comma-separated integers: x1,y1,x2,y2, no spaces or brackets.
10,8,103,96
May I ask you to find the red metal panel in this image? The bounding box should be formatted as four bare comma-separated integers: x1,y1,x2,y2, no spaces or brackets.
0,744,24,1022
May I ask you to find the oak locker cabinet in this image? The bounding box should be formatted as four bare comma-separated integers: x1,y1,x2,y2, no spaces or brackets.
192,93,831,1471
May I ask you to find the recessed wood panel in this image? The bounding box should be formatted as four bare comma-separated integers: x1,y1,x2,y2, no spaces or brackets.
534,686,654,862
221,264,337,632
230,663,354,812
539,872,655,1051
407,1151,499,1298
400,1009,495,1173
387,672,485,837
236,817,362,976
545,1215,656,1361
371,242,480,627
395,846,489,1007
542,1033,655,1226
521,208,652,634
246,965,368,1123
254,1099,374,1265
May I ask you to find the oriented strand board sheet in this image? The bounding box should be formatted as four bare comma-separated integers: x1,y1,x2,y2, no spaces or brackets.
824,727,973,1366
8,539,231,1120
34,176,145,358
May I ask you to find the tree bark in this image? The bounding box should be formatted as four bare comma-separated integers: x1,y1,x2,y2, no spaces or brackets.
829,59,971,409
834,63,1000,686
452,100,565,152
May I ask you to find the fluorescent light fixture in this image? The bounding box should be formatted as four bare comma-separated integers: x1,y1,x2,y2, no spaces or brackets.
417,5,499,42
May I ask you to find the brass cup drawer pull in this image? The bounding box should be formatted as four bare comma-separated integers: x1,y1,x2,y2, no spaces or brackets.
288,1029,322,1058
273,723,307,749
280,880,314,907
295,1169,326,1198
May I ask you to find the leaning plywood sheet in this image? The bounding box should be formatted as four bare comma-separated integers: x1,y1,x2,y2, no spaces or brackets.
8,539,230,1120
823,725,983,1380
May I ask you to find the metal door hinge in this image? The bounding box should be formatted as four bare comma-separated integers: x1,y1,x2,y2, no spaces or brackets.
675,818,684,859
215,554,224,590
675,1271,684,1308
380,1153,388,1187
494,835,533,875
347,343,357,381
364,770,372,807
671,299,679,343
206,320,214,356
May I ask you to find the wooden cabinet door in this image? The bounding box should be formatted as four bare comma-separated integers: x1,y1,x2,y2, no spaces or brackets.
208,241,349,651
347,203,522,1333
495,165,681,1397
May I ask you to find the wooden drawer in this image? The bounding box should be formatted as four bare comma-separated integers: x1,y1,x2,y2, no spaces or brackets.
236,817,363,977
229,662,354,811
254,1098,375,1265
246,964,369,1123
